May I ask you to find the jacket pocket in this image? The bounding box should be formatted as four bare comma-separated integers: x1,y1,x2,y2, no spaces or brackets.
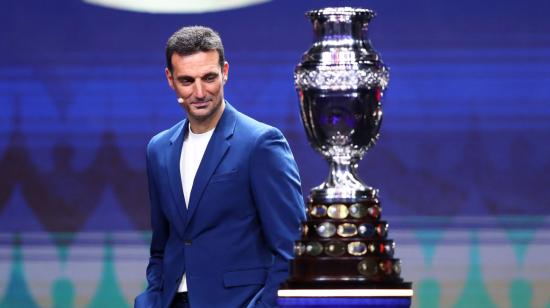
210,169,238,183
223,268,268,288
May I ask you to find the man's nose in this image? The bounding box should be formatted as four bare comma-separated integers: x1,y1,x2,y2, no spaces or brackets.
194,82,205,98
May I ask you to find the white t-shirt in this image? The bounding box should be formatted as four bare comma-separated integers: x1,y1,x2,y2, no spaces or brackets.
178,125,214,292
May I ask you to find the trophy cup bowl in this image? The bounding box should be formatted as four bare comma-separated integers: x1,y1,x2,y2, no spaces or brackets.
295,7,389,203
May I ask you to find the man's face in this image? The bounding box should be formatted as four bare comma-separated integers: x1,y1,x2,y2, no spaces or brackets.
166,50,228,129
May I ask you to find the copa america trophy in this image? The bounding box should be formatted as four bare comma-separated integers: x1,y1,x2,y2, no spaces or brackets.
279,7,412,300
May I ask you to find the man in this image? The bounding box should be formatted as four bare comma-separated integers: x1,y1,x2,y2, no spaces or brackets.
134,26,306,308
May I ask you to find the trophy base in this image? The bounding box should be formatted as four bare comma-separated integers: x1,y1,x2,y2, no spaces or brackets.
286,195,412,296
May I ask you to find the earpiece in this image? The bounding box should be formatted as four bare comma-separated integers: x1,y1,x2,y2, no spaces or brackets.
177,97,184,104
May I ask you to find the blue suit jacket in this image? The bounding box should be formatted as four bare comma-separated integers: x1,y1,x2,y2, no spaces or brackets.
135,103,305,308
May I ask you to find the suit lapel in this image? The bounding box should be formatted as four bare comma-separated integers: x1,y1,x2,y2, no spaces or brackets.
185,103,236,225
166,120,188,238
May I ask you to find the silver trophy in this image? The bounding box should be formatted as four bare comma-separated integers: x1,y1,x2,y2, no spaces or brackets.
295,7,388,202
280,8,411,297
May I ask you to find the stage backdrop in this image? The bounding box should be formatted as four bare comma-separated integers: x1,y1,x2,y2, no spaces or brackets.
1,0,549,307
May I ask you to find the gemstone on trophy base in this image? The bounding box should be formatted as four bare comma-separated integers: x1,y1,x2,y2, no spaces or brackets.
393,260,402,275
327,204,349,219
301,224,309,237
367,243,376,253
358,258,378,277
325,241,346,257
358,223,375,237
337,223,358,237
379,260,394,275
382,242,394,256
310,204,327,218
368,206,381,218
347,241,367,256
306,241,323,256
294,242,305,256
376,223,388,237
316,222,336,238
349,203,367,218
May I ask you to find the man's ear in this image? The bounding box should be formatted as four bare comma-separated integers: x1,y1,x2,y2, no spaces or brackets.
222,61,229,83
165,67,175,90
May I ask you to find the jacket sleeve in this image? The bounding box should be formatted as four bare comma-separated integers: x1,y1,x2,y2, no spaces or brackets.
144,140,169,293
249,128,306,307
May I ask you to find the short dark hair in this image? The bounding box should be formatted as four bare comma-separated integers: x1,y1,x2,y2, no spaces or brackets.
165,26,225,72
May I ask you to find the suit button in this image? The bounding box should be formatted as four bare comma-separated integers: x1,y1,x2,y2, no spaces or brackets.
184,240,192,245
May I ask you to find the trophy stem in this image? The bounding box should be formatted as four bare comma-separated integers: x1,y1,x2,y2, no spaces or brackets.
328,155,364,189
311,154,377,202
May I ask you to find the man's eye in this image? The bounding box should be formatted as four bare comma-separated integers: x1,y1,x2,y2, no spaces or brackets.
180,79,193,85
204,75,217,82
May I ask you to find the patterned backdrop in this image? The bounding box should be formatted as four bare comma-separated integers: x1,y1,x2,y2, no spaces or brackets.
1,0,549,307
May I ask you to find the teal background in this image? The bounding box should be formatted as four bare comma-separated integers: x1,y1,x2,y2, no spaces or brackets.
2,223,550,307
